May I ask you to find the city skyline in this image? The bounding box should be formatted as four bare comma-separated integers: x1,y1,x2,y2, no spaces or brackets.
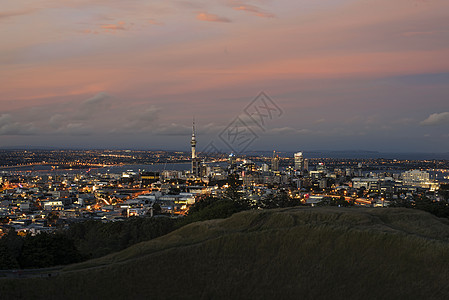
1,0,449,152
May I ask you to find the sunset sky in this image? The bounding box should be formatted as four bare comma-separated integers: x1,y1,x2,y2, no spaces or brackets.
1,0,448,153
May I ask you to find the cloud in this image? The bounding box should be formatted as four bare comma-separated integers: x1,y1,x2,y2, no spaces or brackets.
153,123,190,135
101,21,128,31
75,92,112,120
196,12,231,23
0,114,15,133
56,123,92,136
232,4,275,18
0,114,12,125
1,92,169,138
35,93,114,133
82,91,110,107
0,114,37,135
46,114,93,136
80,29,99,35
0,9,36,20
267,127,310,135
420,112,449,126
200,122,225,134
137,106,160,123
80,17,133,34
148,19,164,25
49,114,65,129
51,119,92,136
119,106,161,132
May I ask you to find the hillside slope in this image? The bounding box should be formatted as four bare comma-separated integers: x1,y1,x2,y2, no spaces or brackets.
2,207,449,299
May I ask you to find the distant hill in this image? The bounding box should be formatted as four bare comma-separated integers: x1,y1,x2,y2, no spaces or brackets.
2,207,449,299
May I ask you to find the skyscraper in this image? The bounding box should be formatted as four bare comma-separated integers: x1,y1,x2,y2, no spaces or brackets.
271,151,279,171
228,153,236,170
191,120,196,160
304,158,309,172
294,152,304,171
191,120,200,177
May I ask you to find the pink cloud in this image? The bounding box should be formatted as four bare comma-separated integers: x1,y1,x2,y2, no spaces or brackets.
80,29,99,35
101,21,127,31
3,0,449,114
148,19,163,25
0,8,37,20
232,4,275,18
196,12,231,23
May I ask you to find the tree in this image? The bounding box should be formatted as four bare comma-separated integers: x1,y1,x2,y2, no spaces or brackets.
440,184,449,202
317,197,336,206
259,193,278,209
223,174,241,202
0,244,19,269
336,195,350,207
258,190,300,209
188,194,216,215
46,211,60,226
152,203,162,215
0,229,22,269
223,174,251,209
180,196,244,227
414,195,449,218
19,233,82,268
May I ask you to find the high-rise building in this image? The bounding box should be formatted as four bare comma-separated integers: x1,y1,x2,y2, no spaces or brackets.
271,151,279,171
401,170,430,184
228,153,236,170
262,163,269,172
191,120,200,177
294,152,304,171
191,120,196,159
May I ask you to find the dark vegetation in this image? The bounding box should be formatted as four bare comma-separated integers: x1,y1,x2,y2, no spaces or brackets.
3,207,449,299
317,195,354,207
390,186,449,218
0,218,176,270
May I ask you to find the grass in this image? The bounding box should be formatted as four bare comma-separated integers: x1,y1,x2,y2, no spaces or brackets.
2,207,449,299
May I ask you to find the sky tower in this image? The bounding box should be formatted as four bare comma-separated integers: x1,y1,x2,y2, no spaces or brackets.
191,119,197,159
191,119,200,176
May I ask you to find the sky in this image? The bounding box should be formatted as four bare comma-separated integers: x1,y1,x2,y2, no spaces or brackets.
1,0,449,153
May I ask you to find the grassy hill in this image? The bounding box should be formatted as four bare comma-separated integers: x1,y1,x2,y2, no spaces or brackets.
2,207,449,299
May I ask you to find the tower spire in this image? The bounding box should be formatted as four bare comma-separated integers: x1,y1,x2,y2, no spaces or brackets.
191,118,200,177
191,118,196,159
